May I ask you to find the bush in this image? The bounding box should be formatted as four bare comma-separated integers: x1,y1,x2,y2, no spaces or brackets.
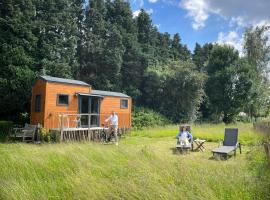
132,107,171,130
0,121,13,141
18,112,30,125
40,128,56,142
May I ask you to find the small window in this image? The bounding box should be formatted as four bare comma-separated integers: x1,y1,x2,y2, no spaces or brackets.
120,99,128,109
35,94,41,112
57,94,69,106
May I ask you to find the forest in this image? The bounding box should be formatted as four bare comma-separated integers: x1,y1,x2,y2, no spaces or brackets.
1,0,270,124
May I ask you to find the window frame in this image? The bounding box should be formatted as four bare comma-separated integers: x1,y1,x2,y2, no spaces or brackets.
57,94,69,106
120,99,128,109
35,94,42,112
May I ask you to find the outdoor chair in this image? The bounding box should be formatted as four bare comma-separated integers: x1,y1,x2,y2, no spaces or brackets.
212,128,241,159
12,124,37,142
176,124,193,153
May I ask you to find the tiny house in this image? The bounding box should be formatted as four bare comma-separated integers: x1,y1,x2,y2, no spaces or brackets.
30,76,132,130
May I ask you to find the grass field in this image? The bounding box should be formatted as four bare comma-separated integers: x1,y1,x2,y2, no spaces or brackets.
0,123,269,200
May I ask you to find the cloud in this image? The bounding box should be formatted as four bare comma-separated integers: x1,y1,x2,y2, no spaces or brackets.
133,8,154,18
149,0,158,2
155,24,161,29
217,31,244,56
180,0,270,30
133,10,141,18
180,0,210,30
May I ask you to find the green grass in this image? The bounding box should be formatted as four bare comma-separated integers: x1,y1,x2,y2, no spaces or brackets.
0,123,269,200
131,123,263,145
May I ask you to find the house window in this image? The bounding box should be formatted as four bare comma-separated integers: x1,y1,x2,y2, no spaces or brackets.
57,94,69,106
120,99,128,109
35,94,41,112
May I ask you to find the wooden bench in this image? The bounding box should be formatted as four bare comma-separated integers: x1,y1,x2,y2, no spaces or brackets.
12,124,37,142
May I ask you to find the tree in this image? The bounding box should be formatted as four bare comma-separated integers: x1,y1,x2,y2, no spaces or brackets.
77,0,107,89
121,37,147,101
142,61,205,122
99,25,124,90
33,0,83,78
192,43,204,70
243,26,270,119
171,33,191,61
137,9,152,45
205,45,253,123
0,0,37,120
193,43,213,72
244,26,270,75
105,0,145,100
154,32,172,63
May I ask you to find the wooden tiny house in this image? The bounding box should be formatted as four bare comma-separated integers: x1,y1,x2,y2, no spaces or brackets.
30,76,132,130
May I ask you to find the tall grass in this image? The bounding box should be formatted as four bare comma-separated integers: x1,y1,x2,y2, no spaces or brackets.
130,123,263,145
0,124,269,200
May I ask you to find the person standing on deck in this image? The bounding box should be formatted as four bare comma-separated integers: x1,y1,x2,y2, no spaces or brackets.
105,111,119,145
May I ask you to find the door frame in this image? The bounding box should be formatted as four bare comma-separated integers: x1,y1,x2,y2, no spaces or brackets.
78,95,101,127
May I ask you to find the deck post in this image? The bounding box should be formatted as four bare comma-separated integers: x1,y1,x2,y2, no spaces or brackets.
60,114,64,142
264,143,270,168
88,114,91,129
37,123,41,142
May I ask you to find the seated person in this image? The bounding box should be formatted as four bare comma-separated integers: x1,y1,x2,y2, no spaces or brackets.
176,126,193,147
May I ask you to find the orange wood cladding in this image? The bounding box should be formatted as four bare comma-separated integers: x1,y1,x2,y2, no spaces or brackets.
100,96,132,128
30,79,46,126
30,78,132,129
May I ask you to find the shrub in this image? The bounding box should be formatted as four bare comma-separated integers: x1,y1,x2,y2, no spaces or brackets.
40,128,56,142
18,112,30,125
0,121,13,141
132,107,171,129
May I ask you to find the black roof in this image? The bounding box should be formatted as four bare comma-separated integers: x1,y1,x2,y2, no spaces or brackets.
40,75,90,86
92,90,129,98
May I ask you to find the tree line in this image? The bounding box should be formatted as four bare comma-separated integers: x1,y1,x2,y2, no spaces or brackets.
0,0,269,124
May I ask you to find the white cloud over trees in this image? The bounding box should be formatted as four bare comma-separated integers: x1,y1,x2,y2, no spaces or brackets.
180,0,270,30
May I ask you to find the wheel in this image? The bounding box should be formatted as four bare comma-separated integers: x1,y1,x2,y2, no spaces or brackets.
100,130,107,143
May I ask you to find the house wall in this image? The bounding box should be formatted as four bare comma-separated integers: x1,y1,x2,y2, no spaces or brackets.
30,78,132,130
30,79,47,126
99,96,132,128
43,82,91,129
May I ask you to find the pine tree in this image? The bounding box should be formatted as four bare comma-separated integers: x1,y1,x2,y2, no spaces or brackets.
77,0,107,88
33,0,83,78
171,33,191,61
0,0,37,119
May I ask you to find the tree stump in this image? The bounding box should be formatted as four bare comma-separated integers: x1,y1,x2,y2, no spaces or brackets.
264,143,270,168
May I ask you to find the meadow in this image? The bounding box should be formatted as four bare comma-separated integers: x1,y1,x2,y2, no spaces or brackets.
0,123,269,200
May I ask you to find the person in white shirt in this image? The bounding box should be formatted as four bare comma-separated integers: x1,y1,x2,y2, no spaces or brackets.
105,111,119,145
176,126,193,148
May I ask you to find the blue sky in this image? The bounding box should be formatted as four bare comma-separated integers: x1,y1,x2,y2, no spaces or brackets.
129,0,270,54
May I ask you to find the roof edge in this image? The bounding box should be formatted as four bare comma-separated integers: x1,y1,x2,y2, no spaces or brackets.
91,90,130,98
39,75,90,87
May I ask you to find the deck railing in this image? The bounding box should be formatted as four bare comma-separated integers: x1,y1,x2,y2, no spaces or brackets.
53,113,130,142
55,113,130,130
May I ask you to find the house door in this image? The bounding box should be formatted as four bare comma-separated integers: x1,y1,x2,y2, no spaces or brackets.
78,95,101,127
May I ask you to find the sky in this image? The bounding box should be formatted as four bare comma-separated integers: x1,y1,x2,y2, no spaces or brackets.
129,0,270,54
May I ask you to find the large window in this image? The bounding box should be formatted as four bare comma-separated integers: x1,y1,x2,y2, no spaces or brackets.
120,99,128,109
57,94,69,106
35,94,41,112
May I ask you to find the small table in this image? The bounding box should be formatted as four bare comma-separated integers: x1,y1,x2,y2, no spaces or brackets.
193,139,206,152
